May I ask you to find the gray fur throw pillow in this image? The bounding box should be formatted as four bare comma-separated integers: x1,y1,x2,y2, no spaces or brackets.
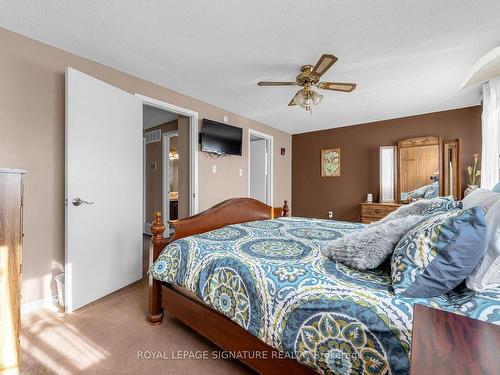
377,200,429,223
378,196,454,224
321,215,422,270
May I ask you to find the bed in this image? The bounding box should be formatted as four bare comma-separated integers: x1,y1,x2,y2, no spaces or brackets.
147,198,500,375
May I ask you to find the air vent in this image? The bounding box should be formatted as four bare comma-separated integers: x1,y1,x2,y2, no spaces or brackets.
145,129,161,144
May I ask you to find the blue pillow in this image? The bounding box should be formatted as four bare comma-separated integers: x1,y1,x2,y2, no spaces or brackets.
423,181,439,199
420,196,462,216
391,207,487,297
493,182,500,193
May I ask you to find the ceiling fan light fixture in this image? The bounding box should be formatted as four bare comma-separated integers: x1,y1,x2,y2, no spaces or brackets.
292,89,306,106
294,89,321,112
311,90,323,106
257,53,356,112
303,96,313,107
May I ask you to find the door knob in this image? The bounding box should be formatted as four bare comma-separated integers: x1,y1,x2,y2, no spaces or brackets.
72,198,94,206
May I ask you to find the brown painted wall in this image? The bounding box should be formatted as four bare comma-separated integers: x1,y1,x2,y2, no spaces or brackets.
0,28,291,304
292,106,482,221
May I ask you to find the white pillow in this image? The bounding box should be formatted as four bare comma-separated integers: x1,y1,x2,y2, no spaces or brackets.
466,199,500,291
462,188,500,211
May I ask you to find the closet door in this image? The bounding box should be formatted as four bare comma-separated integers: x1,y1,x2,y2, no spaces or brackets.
65,68,142,312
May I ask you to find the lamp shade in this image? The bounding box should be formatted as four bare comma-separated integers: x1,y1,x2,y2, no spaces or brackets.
292,89,306,106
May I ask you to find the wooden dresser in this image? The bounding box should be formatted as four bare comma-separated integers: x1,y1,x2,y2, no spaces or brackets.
360,202,401,223
0,169,25,375
410,304,499,374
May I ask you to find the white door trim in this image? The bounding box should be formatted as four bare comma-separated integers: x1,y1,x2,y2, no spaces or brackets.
248,129,273,206
143,137,150,234
162,130,179,229
135,94,199,216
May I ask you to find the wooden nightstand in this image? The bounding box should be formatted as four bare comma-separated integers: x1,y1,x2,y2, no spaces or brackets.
410,304,500,375
360,202,401,223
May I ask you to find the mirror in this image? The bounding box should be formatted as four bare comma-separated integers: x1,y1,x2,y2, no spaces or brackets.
167,135,179,221
380,146,397,202
398,136,440,202
443,139,461,199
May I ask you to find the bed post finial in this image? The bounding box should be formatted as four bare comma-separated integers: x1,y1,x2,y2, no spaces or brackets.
152,211,166,243
282,200,290,217
148,211,166,325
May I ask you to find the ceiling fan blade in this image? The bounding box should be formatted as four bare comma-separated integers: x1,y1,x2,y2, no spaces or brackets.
318,82,357,92
312,54,338,77
257,81,296,86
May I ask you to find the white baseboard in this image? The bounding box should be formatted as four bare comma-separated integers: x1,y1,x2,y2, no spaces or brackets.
21,295,59,314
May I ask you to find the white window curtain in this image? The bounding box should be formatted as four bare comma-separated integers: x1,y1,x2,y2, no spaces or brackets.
481,78,500,189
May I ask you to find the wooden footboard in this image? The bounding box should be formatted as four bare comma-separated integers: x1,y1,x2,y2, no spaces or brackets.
148,198,289,324
161,283,314,374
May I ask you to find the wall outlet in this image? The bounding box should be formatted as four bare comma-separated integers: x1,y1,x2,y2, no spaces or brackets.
239,168,243,177
212,165,217,174
328,211,334,220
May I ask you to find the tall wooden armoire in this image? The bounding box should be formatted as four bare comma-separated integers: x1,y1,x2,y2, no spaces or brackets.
0,169,25,375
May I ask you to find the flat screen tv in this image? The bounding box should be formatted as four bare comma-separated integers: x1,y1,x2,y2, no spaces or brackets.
200,119,242,156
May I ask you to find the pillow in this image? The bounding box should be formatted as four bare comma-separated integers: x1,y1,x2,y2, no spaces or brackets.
420,196,462,216
492,182,500,193
321,215,422,270
423,181,439,199
391,207,487,297
401,183,432,201
466,199,500,291
378,196,455,224
462,188,500,211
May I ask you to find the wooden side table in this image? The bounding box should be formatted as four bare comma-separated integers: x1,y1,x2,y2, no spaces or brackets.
410,304,500,375
359,202,401,223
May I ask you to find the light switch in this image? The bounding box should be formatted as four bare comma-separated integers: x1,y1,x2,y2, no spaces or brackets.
212,165,217,174
239,168,243,176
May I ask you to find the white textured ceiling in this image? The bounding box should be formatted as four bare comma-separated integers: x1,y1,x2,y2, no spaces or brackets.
143,105,177,129
1,0,499,134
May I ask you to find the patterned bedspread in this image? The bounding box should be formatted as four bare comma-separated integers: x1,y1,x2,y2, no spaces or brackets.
150,217,500,375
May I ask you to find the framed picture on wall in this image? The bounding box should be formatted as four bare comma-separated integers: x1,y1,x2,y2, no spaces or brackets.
321,148,341,177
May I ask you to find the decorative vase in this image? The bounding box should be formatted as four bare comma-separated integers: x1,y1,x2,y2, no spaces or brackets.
464,185,479,197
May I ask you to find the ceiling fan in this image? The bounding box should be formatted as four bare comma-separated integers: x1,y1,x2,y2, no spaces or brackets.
257,54,356,112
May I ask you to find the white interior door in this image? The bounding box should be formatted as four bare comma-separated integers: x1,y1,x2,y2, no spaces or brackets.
65,67,143,312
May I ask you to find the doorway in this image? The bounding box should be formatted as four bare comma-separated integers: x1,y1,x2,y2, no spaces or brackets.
138,94,199,217
248,129,273,205
143,105,189,234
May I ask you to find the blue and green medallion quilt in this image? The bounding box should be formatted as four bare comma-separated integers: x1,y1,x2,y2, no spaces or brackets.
150,217,500,375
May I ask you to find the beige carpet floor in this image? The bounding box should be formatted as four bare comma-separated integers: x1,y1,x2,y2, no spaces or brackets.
21,278,254,374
